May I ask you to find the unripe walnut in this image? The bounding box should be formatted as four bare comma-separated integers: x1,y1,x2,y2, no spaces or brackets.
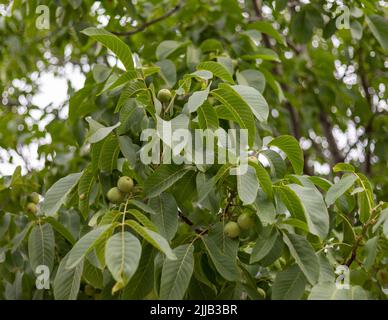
157,89,172,103
237,212,254,230
26,202,38,214
29,192,40,204
117,176,134,193
106,187,125,204
224,221,240,238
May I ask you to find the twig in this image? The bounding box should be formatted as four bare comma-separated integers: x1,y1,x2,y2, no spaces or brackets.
251,0,271,48
178,211,206,234
357,47,374,175
178,211,194,226
345,204,382,266
112,3,182,36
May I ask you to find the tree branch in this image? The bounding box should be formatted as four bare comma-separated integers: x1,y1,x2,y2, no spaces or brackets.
358,47,374,175
318,110,345,165
251,0,271,48
345,204,381,266
250,0,311,175
111,3,182,36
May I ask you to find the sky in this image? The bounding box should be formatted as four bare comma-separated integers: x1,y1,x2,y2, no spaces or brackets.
0,64,85,176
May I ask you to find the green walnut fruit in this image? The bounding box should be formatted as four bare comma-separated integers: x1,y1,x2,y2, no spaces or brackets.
248,155,258,164
224,221,241,238
257,288,266,299
106,187,125,204
29,192,40,204
117,176,134,193
237,212,254,230
26,202,38,214
84,285,95,296
94,293,102,300
157,89,172,103
177,223,191,235
377,269,388,285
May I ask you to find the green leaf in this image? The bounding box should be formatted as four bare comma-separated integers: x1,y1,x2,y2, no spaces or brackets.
241,29,262,45
318,253,335,283
128,199,157,215
28,223,55,272
366,15,388,51
196,164,233,205
82,27,134,70
11,222,33,252
268,135,304,175
149,193,178,241
197,102,219,130
92,64,111,83
83,260,103,289
211,83,255,146
98,135,120,173
231,85,269,122
241,47,280,62
236,69,266,93
237,165,259,205
144,165,193,198
372,208,388,236
85,118,121,144
308,283,369,300
68,85,96,122
105,231,142,288
290,5,323,43
115,81,147,112
98,70,140,96
187,85,210,114
41,172,82,217
272,264,307,300
156,59,177,88
308,176,332,191
121,244,155,299
333,163,355,173
160,244,194,299
248,160,273,199
260,149,287,178
53,253,83,300
125,220,176,260
325,174,357,206
285,184,329,239
255,191,276,225
363,236,378,270
248,21,286,45
260,68,285,102
283,232,319,285
127,209,157,231
45,217,76,245
66,225,113,269
250,227,279,263
197,61,234,84
156,40,187,60
201,224,239,281
77,165,95,219
68,0,82,9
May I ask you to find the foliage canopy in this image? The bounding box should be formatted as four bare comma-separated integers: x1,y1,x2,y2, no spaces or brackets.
0,0,387,300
